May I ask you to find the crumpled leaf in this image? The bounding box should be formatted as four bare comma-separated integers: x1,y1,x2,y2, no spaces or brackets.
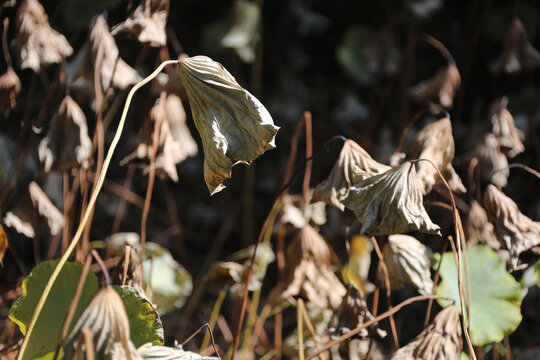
137,343,219,359
67,15,141,95
0,67,21,115
312,139,390,211
13,0,73,72
111,246,145,294
268,225,345,309
404,117,466,194
483,184,540,269
63,286,139,360
343,162,441,236
220,0,260,63
281,193,327,229
436,245,522,345
178,55,279,195
121,93,197,182
28,181,64,236
490,18,540,75
329,283,386,340
8,260,99,360
38,96,92,172
111,0,169,47
409,64,460,108
341,235,374,294
377,234,434,295
471,133,509,188
391,305,462,360
490,97,524,158
465,200,500,250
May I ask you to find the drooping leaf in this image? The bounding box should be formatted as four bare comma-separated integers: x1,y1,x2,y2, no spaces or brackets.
465,200,500,250
409,64,460,108
114,286,164,347
404,117,466,195
14,0,73,72
178,55,279,195
391,305,462,360
436,245,522,345
489,97,524,158
312,139,390,211
220,0,261,63
483,185,540,269
8,260,99,360
111,0,169,47
470,133,509,188
378,234,434,295
63,286,140,360
343,162,441,236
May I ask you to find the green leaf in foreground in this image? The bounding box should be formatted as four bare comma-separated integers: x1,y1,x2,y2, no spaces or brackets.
436,245,522,346
114,285,164,347
8,260,98,359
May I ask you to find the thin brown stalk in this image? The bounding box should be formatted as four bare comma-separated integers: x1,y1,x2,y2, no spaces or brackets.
273,311,282,360
410,159,475,359
121,245,131,285
91,249,110,286
181,323,220,357
140,92,165,263
370,236,399,350
2,18,11,68
53,255,92,360
299,299,327,360
394,103,429,154
297,299,305,360
492,163,540,180
302,111,313,207
504,337,511,360
305,295,454,360
424,34,455,65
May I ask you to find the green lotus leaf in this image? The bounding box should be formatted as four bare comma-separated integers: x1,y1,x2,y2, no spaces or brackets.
436,245,522,346
8,260,99,360
114,285,164,347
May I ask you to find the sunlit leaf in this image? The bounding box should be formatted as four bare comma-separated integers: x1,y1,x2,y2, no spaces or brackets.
436,245,522,345
220,0,260,63
8,260,98,360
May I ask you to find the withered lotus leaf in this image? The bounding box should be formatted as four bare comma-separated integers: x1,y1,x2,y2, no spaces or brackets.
137,343,219,359
14,0,73,72
0,68,21,114
112,247,145,295
178,55,279,195
471,133,509,188
38,96,92,172
111,0,169,47
312,139,390,211
490,97,524,158
68,15,141,94
343,162,441,236
391,305,462,360
282,193,327,229
409,64,460,108
28,181,64,236
483,185,540,268
63,287,139,359
465,200,500,250
121,94,197,182
490,18,540,75
377,234,434,295
268,225,345,309
405,117,465,194
329,283,386,340
220,0,261,63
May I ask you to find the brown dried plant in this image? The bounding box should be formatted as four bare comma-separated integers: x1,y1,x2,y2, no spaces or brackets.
483,184,540,268
410,64,460,108
112,0,169,47
471,133,509,188
0,67,21,114
465,200,500,250
490,97,524,158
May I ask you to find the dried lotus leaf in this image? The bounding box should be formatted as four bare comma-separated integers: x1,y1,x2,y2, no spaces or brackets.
490,18,540,75
67,15,141,95
405,117,465,194
483,185,540,268
490,97,524,158
111,0,169,47
409,64,460,108
377,234,434,295
112,246,145,294
465,200,500,250
220,0,261,63
38,96,92,172
312,139,390,211
268,225,345,309
14,0,73,72
343,162,441,236
63,287,139,360
178,55,279,195
391,305,462,360
0,68,21,114
282,193,327,229
137,343,219,359
471,133,509,187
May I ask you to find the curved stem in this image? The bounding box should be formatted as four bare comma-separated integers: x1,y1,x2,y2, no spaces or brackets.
16,59,178,360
